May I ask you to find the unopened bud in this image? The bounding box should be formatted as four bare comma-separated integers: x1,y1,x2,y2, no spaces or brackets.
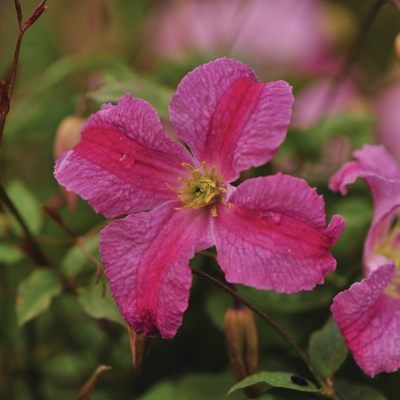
23,0,48,31
223,306,259,398
395,33,400,61
127,325,158,377
54,115,85,159
54,116,85,212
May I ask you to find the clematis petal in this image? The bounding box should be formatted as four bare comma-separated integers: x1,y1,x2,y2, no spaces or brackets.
331,262,399,377
212,174,344,293
99,202,213,339
169,57,294,182
329,144,400,270
55,94,193,217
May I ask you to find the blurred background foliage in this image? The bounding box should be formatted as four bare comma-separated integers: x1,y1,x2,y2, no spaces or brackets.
1,0,400,399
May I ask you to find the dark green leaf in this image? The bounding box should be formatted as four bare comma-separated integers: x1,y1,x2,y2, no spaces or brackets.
238,285,335,313
137,371,242,400
255,388,318,400
40,55,135,91
6,180,43,235
0,243,24,263
60,235,100,277
204,289,233,331
77,282,124,326
227,371,320,396
88,80,174,118
16,269,62,326
335,380,388,400
308,315,348,378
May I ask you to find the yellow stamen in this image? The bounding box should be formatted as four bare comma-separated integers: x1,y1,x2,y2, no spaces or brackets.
374,218,400,298
166,161,231,216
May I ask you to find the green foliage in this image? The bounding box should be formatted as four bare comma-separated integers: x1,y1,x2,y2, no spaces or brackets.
238,285,336,313
0,243,24,263
16,268,62,326
6,180,43,235
254,389,318,400
137,371,243,400
335,380,388,400
308,316,348,378
77,281,124,326
1,1,400,399
87,78,174,118
227,371,320,396
60,235,100,277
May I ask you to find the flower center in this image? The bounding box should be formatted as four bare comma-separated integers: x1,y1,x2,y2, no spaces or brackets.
167,161,231,217
375,218,400,298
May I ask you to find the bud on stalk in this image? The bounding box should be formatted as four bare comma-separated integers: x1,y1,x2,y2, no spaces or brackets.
54,116,85,212
223,306,260,398
395,32,400,61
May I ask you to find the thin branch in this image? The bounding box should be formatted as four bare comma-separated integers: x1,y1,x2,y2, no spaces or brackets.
191,268,343,400
0,183,50,266
0,0,49,147
43,205,105,286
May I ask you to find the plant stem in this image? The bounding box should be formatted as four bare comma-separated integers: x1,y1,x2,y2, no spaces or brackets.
332,0,385,89
0,29,24,146
191,268,343,400
0,183,50,266
0,0,49,148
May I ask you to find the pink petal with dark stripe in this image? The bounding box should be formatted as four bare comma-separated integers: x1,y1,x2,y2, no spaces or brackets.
331,263,400,377
55,94,193,217
169,58,293,182
212,174,344,293
99,202,213,338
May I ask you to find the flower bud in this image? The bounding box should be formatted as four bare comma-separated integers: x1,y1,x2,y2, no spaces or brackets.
395,32,400,61
223,306,259,397
54,116,85,212
127,325,158,377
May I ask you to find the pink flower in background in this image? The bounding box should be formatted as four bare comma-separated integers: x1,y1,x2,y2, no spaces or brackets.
375,83,400,163
55,58,344,339
292,79,357,129
150,0,334,76
329,144,400,376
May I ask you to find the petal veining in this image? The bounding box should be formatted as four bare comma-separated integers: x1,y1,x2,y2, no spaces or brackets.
331,263,399,377
169,57,294,182
212,175,344,293
99,202,213,339
55,94,193,217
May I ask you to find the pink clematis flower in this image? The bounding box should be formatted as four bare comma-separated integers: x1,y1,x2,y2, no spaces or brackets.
55,58,344,339
329,144,400,376
149,0,335,76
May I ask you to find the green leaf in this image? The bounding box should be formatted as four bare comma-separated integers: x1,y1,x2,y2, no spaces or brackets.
60,235,100,277
6,180,43,235
77,282,124,326
238,285,335,313
335,380,388,400
308,315,348,378
329,196,372,256
137,371,242,400
0,243,24,263
227,371,321,396
87,79,174,117
255,388,318,400
204,289,233,331
16,269,62,326
40,55,135,91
